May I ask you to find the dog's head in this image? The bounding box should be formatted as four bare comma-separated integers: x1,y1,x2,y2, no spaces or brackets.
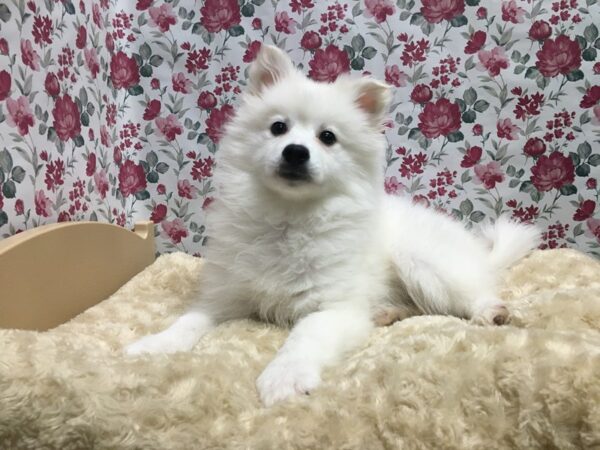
221,45,391,201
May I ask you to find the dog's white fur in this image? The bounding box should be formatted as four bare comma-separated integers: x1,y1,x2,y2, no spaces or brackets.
126,45,541,406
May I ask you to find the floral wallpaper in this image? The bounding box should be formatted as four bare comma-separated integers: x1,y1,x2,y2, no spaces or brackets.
0,0,599,256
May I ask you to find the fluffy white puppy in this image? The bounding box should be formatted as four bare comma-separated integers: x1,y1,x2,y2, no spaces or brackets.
126,45,540,406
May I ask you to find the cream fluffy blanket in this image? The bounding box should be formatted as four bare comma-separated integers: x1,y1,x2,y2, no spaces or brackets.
1,249,600,449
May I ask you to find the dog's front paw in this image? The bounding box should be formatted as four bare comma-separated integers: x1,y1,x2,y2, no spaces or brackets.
256,357,321,407
124,330,196,356
471,303,511,326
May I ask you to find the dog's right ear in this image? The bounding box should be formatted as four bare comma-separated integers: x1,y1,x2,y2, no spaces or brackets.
247,45,295,96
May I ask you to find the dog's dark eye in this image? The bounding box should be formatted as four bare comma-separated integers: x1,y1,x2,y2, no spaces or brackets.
270,121,288,136
319,130,336,146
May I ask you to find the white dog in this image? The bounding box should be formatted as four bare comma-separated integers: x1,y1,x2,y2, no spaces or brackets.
126,45,540,406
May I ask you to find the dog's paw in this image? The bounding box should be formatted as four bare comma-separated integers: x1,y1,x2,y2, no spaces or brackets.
256,357,321,407
471,303,511,326
124,330,196,356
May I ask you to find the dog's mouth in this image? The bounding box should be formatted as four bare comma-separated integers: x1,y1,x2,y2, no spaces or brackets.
277,165,311,183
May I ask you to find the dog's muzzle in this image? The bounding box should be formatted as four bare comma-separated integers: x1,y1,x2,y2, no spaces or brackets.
278,144,311,182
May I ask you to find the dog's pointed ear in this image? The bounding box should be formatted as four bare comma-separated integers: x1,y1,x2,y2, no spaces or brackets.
353,78,392,129
248,45,295,96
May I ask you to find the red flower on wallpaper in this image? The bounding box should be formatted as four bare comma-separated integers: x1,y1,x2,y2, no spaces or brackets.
192,157,215,181
496,118,520,140
197,91,217,110
52,94,81,141
421,0,465,24
149,4,177,32
531,151,575,192
410,84,433,104
177,179,196,199
573,200,595,221
0,38,8,55
94,170,109,199
243,40,261,62
150,204,167,223
501,0,525,23
464,30,486,54
202,196,215,210
275,11,296,34
100,125,111,147
536,35,581,78
384,176,404,195
161,218,188,244
35,190,52,217
136,0,152,10
385,65,408,87
143,99,161,120
32,15,53,45
418,98,461,139
75,25,87,49
364,0,395,23
156,114,183,141
200,0,241,33
118,159,147,196
44,72,59,97
580,86,600,108
86,153,96,176
586,219,600,241
15,199,24,215
460,146,483,168
308,44,350,82
524,137,546,157
6,96,34,136
84,48,100,79
0,70,11,101
478,47,509,76
110,51,140,89
529,20,552,41
206,105,235,143
172,73,192,93
301,31,322,51
474,161,504,189
20,39,40,70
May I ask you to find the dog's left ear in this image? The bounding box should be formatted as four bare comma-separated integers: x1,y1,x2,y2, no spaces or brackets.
248,45,295,96
353,79,392,129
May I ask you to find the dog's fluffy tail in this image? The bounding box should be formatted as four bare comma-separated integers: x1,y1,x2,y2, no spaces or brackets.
480,216,541,271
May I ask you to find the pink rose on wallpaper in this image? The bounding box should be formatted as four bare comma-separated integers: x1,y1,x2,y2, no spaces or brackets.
385,65,408,87
421,0,464,23
100,125,111,147
474,161,504,189
478,47,509,76
464,31,486,54
20,39,40,70
118,160,147,197
6,96,34,136
460,146,482,168
94,170,109,199
161,218,188,244
529,20,552,41
206,105,234,143
384,176,404,195
177,179,196,199
501,0,525,23
586,218,600,241
580,86,600,108
197,91,217,110
0,38,8,55
410,84,432,104
0,70,11,101
110,51,140,89
172,73,192,93
52,94,81,141
84,48,100,79
15,199,24,216
536,35,581,78
200,0,241,33
573,200,595,221
150,204,167,223
86,153,96,176
136,0,153,10
308,44,350,82
35,190,52,217
418,98,461,139
412,194,430,208
275,11,296,34
202,196,215,210
364,0,395,23
105,33,114,53
524,137,546,157
92,4,103,28
75,25,86,49
44,72,59,97
57,211,71,222
156,115,183,141
143,99,161,120
496,118,520,140
149,3,177,32
531,151,575,192
243,40,261,62
301,31,322,50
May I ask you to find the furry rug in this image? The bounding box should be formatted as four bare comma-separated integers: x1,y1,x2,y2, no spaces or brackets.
1,249,600,450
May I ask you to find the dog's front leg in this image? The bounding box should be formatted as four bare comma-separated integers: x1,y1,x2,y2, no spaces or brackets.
256,306,373,406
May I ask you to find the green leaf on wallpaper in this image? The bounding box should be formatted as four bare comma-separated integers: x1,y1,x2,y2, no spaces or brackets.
362,46,377,59
525,67,539,79
344,45,355,60
149,55,164,67
146,151,158,167
252,0,265,5
73,135,84,147
0,211,7,226
588,154,600,166
140,43,152,60
146,171,159,183
241,3,255,16
352,34,365,52
446,131,464,142
576,163,591,177
0,149,13,173
2,180,16,198
450,15,468,27
156,162,169,174
80,112,89,127
465,0,480,5
461,110,476,123
463,87,477,105
140,64,153,77
128,85,144,96
11,166,25,183
460,199,473,216
135,190,150,200
228,25,244,37
410,12,424,26
63,0,75,14
0,4,11,22
582,47,597,61
470,211,485,223
0,168,4,184
577,141,592,159
560,184,577,196
473,99,489,112
351,57,365,70
584,23,599,42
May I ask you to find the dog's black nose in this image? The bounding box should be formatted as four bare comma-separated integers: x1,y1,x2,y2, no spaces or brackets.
282,144,310,166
